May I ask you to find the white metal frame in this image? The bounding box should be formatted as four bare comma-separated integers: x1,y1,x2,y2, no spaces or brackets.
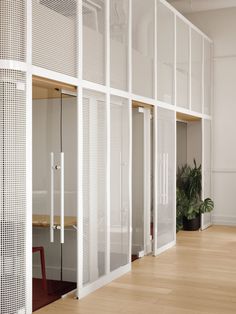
0,0,213,311
26,1,33,313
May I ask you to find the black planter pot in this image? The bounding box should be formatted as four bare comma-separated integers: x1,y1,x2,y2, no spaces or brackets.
183,215,200,231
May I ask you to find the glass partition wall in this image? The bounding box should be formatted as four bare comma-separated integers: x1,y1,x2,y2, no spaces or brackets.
110,1,129,90
176,17,190,109
204,39,213,115
28,0,213,310
132,0,155,98
110,96,130,270
202,119,212,229
156,1,174,104
80,90,131,297
191,30,203,113
82,90,107,285
83,0,106,84
132,104,153,259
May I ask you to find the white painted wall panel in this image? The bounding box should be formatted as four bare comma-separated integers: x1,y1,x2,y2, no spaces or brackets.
187,8,236,225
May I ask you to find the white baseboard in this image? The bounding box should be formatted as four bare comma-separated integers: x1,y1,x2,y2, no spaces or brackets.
212,215,236,226
78,263,131,299
154,240,176,256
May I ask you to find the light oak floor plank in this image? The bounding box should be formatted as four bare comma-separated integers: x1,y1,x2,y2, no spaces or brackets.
35,226,236,314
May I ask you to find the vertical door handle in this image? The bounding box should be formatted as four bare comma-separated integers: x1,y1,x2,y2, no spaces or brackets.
165,153,169,205
60,152,64,244
50,152,54,243
163,153,166,205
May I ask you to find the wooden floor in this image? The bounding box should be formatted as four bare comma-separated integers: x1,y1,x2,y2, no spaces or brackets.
36,226,236,314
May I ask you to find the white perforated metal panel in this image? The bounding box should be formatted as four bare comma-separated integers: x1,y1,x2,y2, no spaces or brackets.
0,69,26,314
82,92,107,285
110,0,129,91
83,0,106,84
156,1,174,105
32,0,77,76
176,17,190,109
132,0,154,98
0,0,26,61
110,96,130,271
202,119,212,229
156,107,175,252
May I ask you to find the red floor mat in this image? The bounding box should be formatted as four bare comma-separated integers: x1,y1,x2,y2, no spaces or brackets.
33,278,76,312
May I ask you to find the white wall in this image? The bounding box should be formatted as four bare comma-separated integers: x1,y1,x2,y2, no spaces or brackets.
186,8,236,225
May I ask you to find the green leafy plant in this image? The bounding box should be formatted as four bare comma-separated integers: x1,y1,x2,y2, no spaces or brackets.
176,160,214,232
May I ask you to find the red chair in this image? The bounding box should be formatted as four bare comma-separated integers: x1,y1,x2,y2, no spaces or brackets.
33,247,47,291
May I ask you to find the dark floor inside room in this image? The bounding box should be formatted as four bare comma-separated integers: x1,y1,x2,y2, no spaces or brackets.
33,278,76,312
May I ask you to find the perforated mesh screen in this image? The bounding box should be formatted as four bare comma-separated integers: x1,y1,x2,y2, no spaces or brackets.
0,70,26,314
0,0,26,61
156,108,175,250
110,97,130,272
82,92,107,285
32,0,77,76
202,120,212,228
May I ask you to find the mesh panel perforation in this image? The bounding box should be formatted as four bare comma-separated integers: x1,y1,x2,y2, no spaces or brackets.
0,69,26,314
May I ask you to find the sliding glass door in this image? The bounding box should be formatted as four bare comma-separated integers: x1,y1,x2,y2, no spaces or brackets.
80,91,131,297
201,119,212,230
132,107,152,257
154,107,175,255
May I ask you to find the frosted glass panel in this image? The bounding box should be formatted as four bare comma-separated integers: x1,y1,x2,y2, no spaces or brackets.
204,119,211,199
157,1,174,105
176,18,189,109
132,107,152,256
191,30,203,113
204,40,212,115
110,0,129,90
110,96,130,271
156,108,175,251
132,0,155,98
83,0,105,84
83,90,107,285
202,119,212,228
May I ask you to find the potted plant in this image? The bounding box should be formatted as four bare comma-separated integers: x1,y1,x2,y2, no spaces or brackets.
176,160,214,231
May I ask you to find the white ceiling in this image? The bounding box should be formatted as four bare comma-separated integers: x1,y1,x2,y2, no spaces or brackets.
167,0,236,14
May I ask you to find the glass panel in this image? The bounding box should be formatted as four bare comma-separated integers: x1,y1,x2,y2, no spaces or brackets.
33,88,77,298
132,107,144,256
110,96,130,271
156,108,175,250
191,30,203,113
176,18,190,109
132,0,155,98
204,40,212,115
110,0,129,90
83,0,106,84
202,119,212,228
204,119,211,199
132,107,153,256
157,1,174,105
82,90,107,285
61,95,77,281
